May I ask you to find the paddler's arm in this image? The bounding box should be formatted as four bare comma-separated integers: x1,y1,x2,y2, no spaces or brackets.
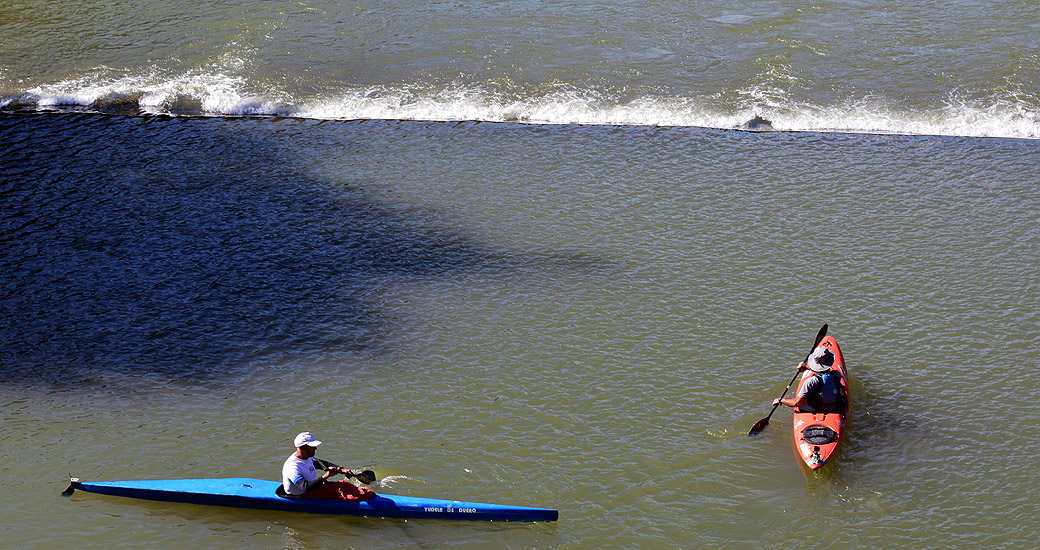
773,362,809,408
774,395,807,408
293,466,349,494
320,464,359,481
325,466,356,479
313,458,357,479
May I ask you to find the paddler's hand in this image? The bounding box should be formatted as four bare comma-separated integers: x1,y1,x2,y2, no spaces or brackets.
796,361,808,371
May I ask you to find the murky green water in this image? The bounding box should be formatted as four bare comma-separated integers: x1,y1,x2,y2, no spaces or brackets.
3,114,1038,548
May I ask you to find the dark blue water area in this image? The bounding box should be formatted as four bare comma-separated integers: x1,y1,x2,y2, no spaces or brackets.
0,113,569,387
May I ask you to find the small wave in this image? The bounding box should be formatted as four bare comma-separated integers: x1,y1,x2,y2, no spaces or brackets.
5,70,297,117
369,475,414,490
3,75,1038,139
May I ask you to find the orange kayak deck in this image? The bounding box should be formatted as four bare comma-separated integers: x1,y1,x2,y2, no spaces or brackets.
791,336,850,470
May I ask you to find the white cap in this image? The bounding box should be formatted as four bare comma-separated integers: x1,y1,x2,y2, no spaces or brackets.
294,432,322,448
807,347,835,372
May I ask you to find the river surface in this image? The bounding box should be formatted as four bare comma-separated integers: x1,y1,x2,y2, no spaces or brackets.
2,1,1039,549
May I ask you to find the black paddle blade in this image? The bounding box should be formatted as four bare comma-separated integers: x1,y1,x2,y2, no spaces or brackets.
813,324,828,348
355,469,376,484
748,418,769,437
61,477,79,497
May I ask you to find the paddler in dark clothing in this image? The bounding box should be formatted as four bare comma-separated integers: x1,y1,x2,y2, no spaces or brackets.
773,347,846,414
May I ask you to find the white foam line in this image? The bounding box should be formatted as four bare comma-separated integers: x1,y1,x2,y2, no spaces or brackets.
5,76,1039,139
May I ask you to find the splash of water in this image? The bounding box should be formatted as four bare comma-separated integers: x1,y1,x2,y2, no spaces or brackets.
4,71,1038,139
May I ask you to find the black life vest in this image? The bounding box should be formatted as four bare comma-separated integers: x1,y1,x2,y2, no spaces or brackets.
803,370,846,413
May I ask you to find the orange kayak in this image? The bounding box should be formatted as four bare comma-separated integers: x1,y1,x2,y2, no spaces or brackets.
792,336,850,469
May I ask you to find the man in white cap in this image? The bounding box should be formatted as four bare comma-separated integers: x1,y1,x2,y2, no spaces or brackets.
772,347,846,414
281,432,376,500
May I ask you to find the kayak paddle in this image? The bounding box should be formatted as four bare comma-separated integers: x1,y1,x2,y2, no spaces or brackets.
61,476,78,497
314,458,376,485
747,323,828,437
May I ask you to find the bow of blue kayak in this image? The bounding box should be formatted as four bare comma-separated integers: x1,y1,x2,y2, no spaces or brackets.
67,478,559,522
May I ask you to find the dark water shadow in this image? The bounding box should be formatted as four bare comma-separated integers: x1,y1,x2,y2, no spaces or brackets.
0,113,603,388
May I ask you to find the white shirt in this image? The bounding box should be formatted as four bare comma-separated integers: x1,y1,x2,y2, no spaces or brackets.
282,454,318,495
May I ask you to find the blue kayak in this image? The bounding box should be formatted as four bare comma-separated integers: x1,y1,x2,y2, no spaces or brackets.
67,478,559,522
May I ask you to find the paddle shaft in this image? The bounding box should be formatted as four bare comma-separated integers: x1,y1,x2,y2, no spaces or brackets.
758,368,803,425
314,458,376,485
748,323,828,436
